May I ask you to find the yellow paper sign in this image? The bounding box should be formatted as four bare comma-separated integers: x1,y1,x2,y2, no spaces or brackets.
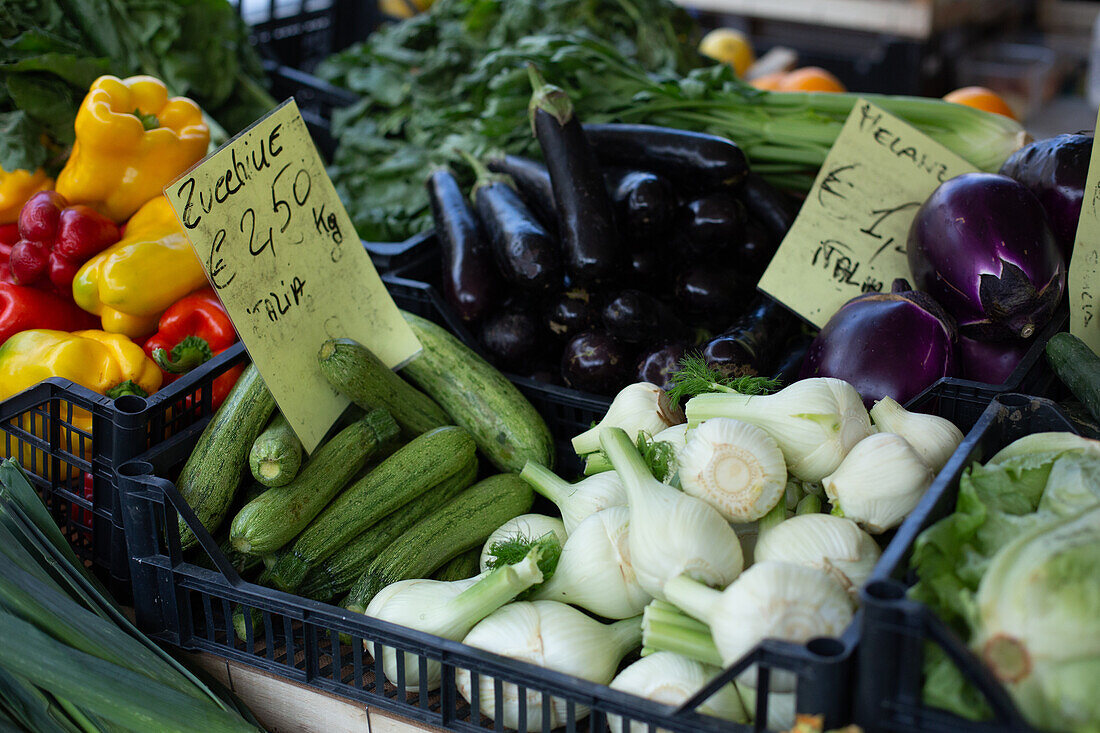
165,100,420,451
758,99,978,328
1068,107,1100,355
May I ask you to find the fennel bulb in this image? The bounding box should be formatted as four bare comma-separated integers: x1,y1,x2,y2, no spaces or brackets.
678,418,787,522
663,562,854,692
456,601,642,732
520,461,626,534
735,683,795,732
532,507,651,619
573,383,685,456
869,396,963,472
606,652,748,733
600,427,743,599
971,505,1100,732
685,378,873,481
479,514,567,572
363,545,545,691
754,514,880,599
823,432,933,533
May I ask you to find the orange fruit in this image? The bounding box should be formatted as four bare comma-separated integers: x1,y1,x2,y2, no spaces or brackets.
777,67,847,93
749,71,787,91
942,86,1017,120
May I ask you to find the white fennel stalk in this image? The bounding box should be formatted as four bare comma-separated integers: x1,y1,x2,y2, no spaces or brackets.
573,383,685,456
479,514,567,571
823,432,933,533
869,396,963,472
520,461,626,533
754,514,880,599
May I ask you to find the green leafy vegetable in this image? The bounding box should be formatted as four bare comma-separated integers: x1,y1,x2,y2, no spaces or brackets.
486,530,563,600
667,353,779,407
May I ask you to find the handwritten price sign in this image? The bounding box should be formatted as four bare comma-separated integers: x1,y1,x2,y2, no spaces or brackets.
1069,108,1100,355
166,100,420,451
758,100,978,328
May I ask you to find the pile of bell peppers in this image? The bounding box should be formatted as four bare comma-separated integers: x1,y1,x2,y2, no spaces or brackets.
0,73,244,454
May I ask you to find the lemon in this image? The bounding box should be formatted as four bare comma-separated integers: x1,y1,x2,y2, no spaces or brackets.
698,28,755,77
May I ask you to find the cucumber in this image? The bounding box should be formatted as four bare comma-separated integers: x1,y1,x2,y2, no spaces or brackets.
432,548,481,582
266,426,476,593
399,312,555,472
319,338,449,438
1047,332,1100,423
342,473,534,613
249,413,303,487
177,364,276,549
229,409,400,556
299,456,477,601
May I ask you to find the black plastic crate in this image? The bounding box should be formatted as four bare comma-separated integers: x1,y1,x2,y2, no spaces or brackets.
240,0,381,73
0,342,249,593
266,63,358,160
855,394,1081,733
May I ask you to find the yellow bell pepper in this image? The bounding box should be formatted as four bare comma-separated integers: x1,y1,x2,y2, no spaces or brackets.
0,167,53,224
0,329,162,478
55,75,210,223
73,196,209,337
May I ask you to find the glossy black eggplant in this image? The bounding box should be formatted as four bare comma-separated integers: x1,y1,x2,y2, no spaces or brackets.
732,219,778,276
530,70,621,282
739,173,797,242
544,287,595,341
636,341,689,392
426,168,501,323
772,333,814,385
467,154,562,292
601,289,685,344
487,154,558,233
677,191,747,259
701,296,797,378
674,267,752,330
480,309,541,371
561,330,634,395
583,123,749,191
606,169,675,244
626,248,665,293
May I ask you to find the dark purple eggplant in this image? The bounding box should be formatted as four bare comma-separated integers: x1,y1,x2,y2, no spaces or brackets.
561,330,634,394
530,69,620,282
702,296,797,378
908,172,1065,341
425,168,501,323
466,154,562,292
627,248,666,292
772,333,815,386
544,287,595,341
601,289,685,344
487,154,558,233
480,309,541,370
677,191,747,259
606,169,675,244
583,123,749,191
733,219,779,276
999,133,1091,258
674,267,752,330
957,334,1028,385
636,342,689,392
799,279,957,407
739,173,797,242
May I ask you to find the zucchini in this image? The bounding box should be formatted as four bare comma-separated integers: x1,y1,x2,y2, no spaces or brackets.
319,338,449,438
177,364,276,549
342,473,534,613
1047,332,1100,423
229,409,400,556
299,456,477,601
432,548,481,582
248,413,303,487
266,426,476,593
399,312,555,472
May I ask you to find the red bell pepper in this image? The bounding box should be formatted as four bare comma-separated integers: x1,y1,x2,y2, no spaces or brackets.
142,288,242,409
9,191,120,293
0,281,99,345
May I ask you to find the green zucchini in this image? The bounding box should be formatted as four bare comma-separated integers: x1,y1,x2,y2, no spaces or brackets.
299,456,477,601
319,338,449,438
266,426,476,593
342,473,533,613
1046,332,1100,423
177,364,276,549
432,548,481,582
229,409,400,556
399,312,555,472
248,413,303,487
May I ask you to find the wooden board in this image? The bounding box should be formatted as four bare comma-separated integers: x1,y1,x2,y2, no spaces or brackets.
188,652,443,733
